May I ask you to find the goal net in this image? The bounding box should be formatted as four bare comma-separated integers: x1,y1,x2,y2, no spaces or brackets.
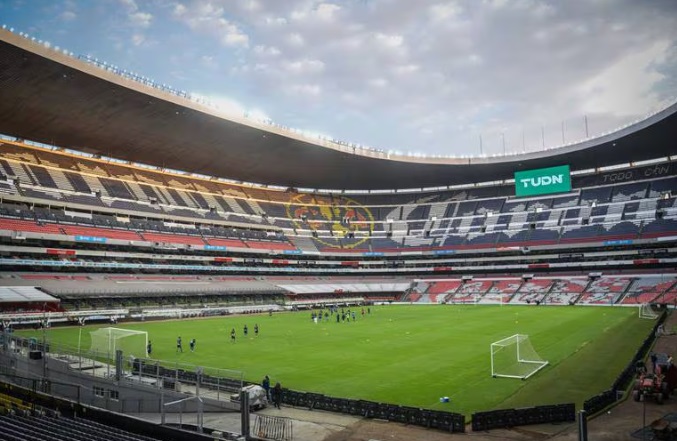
639,303,659,319
89,327,148,360
491,334,548,379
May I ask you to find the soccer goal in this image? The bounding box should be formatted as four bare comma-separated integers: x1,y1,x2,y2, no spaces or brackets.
639,303,659,319
491,334,549,379
89,327,148,360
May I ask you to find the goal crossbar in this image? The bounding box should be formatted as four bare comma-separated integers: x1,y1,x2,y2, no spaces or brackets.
639,303,659,320
89,327,148,359
491,334,549,380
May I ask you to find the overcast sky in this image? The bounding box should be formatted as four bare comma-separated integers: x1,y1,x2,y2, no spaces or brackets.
2,0,676,157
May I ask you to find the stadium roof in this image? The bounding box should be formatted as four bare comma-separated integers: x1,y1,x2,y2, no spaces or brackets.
0,30,675,191
0,287,58,303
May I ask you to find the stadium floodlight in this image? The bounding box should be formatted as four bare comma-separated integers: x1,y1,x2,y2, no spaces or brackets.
89,327,148,360
639,303,659,320
490,334,548,379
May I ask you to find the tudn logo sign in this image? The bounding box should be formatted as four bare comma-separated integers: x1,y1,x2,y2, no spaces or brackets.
514,165,571,197
519,174,565,188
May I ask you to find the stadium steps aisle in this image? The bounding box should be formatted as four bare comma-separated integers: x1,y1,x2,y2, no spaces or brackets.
125,180,151,202
614,281,636,304
540,282,559,303
572,280,596,304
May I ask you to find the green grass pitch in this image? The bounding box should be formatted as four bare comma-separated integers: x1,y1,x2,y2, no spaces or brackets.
22,305,652,416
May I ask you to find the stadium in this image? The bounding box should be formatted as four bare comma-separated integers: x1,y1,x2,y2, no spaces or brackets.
0,13,676,441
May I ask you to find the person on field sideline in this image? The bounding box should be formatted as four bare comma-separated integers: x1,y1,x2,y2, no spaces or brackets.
273,382,282,409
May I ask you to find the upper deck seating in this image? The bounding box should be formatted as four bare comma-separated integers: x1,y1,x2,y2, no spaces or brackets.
551,195,580,209
527,198,552,211
1,142,677,256
20,187,63,201
560,225,600,242
496,229,532,244
456,201,477,216
598,221,640,239
580,186,612,205
649,177,677,196
612,182,648,202
476,198,504,215
642,219,677,238
27,164,58,188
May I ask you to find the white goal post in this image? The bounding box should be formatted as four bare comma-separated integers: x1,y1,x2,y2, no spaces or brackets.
639,303,659,320
89,327,148,360
491,334,549,380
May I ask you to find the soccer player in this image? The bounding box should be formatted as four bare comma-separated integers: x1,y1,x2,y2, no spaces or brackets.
176,336,182,353
189,338,196,352
244,324,248,336
254,324,259,336
147,340,152,357
230,328,236,343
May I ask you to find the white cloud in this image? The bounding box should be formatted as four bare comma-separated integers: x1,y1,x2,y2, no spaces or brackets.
368,78,388,88
172,2,249,48
373,33,404,49
222,29,249,47
576,40,671,117
286,32,305,47
131,33,145,46
393,64,420,75
60,10,76,21
200,55,217,69
119,0,152,28
284,59,325,75
253,45,281,57
173,3,187,16
130,11,152,28
316,3,341,21
289,84,322,97
429,2,462,21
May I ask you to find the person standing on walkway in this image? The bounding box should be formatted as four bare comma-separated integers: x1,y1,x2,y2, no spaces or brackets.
262,375,270,401
273,382,282,409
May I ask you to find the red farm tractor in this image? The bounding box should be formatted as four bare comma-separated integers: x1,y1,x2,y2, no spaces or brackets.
633,370,670,404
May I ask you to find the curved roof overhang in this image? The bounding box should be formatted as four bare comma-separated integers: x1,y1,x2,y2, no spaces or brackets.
0,30,675,191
